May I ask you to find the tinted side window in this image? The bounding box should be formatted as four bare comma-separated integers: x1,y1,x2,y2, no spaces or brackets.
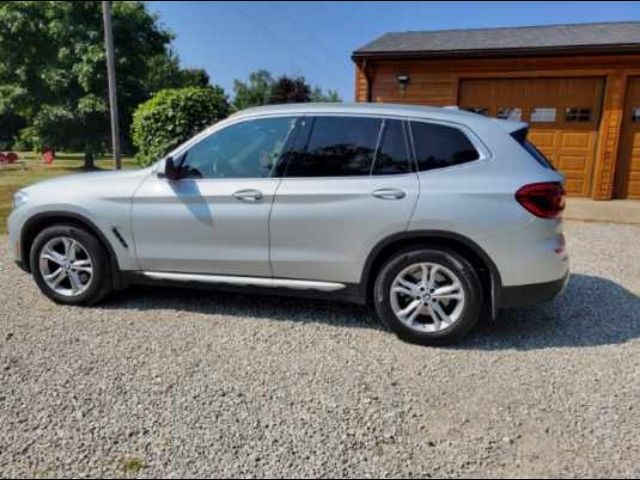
182,116,295,179
285,116,381,177
371,120,411,175
411,122,479,172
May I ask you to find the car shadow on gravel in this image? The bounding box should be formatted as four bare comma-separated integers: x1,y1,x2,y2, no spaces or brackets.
463,273,640,351
102,285,381,330
102,273,639,350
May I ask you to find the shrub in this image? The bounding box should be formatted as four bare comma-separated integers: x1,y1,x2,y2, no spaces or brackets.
132,86,230,166
13,127,40,152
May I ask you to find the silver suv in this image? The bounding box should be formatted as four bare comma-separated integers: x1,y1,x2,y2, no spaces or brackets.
7,103,569,345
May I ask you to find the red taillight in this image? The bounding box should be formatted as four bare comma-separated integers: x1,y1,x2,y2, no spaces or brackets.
515,182,566,219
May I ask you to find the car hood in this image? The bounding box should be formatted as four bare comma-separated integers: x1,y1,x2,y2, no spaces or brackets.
23,167,153,194
19,167,156,209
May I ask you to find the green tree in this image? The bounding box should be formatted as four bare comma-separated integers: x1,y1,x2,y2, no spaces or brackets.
232,71,341,110
310,87,341,103
131,86,230,166
144,51,210,94
0,1,207,167
232,70,274,110
268,76,312,104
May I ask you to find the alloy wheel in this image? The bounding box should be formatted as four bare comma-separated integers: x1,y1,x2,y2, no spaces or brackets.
38,236,94,297
389,262,466,332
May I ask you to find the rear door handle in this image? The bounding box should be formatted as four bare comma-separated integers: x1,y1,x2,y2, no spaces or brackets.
372,188,406,200
233,189,263,202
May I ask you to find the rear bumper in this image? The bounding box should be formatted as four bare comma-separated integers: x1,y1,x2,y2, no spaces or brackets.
499,270,569,309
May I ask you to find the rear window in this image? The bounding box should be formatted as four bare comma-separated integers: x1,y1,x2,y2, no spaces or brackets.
523,141,555,170
411,122,480,172
511,127,555,170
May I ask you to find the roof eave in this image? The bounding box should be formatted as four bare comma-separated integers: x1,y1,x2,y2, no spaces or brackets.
351,43,640,61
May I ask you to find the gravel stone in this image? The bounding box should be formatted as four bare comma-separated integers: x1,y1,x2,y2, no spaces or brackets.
0,221,638,478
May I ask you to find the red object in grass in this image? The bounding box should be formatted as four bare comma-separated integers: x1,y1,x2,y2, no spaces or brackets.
0,153,6,164
43,149,55,164
5,152,18,163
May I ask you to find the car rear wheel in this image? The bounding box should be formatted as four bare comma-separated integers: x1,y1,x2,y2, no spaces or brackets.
373,248,483,346
30,225,112,305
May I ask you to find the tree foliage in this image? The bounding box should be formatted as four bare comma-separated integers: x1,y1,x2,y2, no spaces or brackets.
131,86,230,166
268,76,312,104
232,70,274,111
232,71,341,110
310,87,341,103
143,51,210,94
0,1,210,165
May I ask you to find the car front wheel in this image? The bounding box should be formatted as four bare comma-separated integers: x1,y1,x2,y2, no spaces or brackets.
373,248,483,346
30,224,112,305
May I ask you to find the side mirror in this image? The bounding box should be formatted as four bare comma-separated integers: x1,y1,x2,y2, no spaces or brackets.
163,156,181,181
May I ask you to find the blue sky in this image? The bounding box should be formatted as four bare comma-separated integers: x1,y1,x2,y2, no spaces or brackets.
148,1,640,101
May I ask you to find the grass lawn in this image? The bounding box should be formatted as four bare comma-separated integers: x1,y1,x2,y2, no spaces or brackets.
0,151,138,233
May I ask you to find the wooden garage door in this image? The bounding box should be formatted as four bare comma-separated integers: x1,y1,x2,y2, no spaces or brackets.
614,76,640,199
459,77,604,196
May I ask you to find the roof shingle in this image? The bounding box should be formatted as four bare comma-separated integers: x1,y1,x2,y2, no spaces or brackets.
353,21,640,58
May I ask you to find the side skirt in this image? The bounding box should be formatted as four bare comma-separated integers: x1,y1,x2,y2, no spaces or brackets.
120,271,367,305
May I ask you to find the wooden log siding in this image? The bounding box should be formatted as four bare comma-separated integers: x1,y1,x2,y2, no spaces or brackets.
354,54,640,199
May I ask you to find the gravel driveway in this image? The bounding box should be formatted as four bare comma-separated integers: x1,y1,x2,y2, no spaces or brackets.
1,221,638,478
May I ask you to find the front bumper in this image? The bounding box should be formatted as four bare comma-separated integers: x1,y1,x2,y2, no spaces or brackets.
7,207,27,269
499,270,570,309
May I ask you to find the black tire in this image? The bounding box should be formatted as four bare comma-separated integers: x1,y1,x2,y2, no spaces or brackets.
29,224,112,305
373,247,483,346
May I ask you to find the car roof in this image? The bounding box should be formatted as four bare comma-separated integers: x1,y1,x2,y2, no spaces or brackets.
230,102,527,133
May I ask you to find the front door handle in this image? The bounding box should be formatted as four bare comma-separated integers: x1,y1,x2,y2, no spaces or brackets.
372,188,406,200
233,189,263,202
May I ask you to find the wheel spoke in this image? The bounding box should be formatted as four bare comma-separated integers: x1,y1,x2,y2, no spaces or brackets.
42,247,65,265
391,285,413,296
50,269,67,288
71,259,92,273
433,284,459,295
398,299,421,319
68,270,83,294
420,264,429,287
64,238,78,261
432,284,462,300
407,304,423,325
62,238,72,258
397,277,418,291
427,265,439,290
44,268,63,281
430,302,451,327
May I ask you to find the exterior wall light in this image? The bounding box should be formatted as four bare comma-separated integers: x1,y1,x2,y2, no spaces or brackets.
396,73,410,93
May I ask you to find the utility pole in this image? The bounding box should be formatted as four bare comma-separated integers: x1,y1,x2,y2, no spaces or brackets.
102,0,121,169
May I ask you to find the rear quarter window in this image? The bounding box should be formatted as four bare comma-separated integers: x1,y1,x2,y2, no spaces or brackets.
410,121,480,172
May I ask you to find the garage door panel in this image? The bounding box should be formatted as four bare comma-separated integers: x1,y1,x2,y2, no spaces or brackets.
460,77,603,197
559,132,593,149
558,154,588,171
628,181,640,198
614,76,640,199
564,179,584,195
528,131,556,148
